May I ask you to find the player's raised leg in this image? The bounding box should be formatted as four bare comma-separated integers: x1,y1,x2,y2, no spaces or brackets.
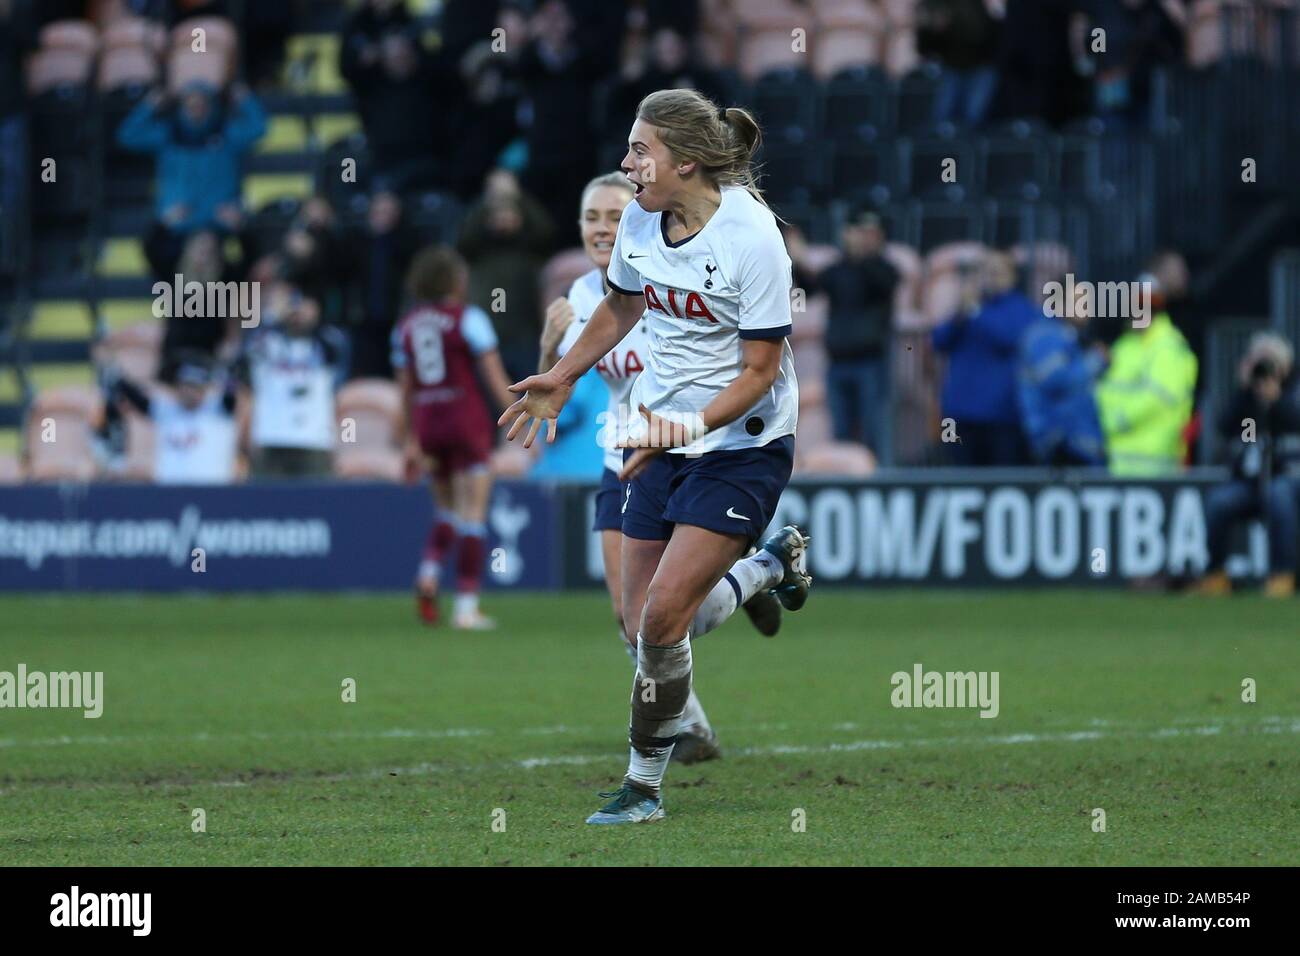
588,525,746,824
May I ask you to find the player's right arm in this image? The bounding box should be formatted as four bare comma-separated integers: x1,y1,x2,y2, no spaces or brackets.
498,289,643,447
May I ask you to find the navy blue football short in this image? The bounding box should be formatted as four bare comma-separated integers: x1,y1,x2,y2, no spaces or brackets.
621,435,795,543
592,467,627,532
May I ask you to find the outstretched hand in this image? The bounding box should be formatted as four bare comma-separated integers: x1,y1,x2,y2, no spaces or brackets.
497,370,573,448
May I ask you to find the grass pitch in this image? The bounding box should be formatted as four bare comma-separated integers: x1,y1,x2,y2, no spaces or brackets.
0,591,1296,866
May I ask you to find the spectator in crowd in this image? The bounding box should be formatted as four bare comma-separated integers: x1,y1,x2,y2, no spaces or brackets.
0,0,36,265
991,0,1089,126
933,250,1038,466
1018,282,1107,466
917,0,1000,128
1071,0,1186,128
273,198,349,328
103,353,239,485
528,369,607,479
117,82,267,235
347,189,422,379
238,284,349,479
145,222,247,379
514,0,601,235
608,28,730,138
340,0,454,193
458,170,554,383
1192,334,1300,597
1095,276,1197,475
788,211,900,464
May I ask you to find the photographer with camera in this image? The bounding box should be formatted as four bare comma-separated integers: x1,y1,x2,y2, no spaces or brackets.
1192,333,1300,597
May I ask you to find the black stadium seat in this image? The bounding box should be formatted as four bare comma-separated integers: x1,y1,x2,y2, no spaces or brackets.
901,136,977,200
755,141,826,204
821,67,890,143
829,141,897,204
981,134,1051,200
914,200,984,253
750,68,820,144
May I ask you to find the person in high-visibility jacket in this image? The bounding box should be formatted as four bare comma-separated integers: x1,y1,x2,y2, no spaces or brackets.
1095,290,1198,476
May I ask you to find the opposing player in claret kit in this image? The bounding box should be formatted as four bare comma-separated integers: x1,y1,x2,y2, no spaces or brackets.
539,171,789,766
501,89,812,824
394,247,514,631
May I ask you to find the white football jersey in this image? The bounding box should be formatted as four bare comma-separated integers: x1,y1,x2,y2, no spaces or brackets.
557,267,651,473
605,185,798,455
152,393,237,485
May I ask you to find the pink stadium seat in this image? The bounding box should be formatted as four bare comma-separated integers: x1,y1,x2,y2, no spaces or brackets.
0,455,23,484
699,0,740,67
884,242,925,331
102,16,167,54
792,405,834,461
335,379,403,451
739,29,811,81
881,0,920,27
491,444,536,478
793,339,828,406
98,45,160,90
26,49,95,93
335,447,403,481
892,330,941,464
812,0,886,30
1187,0,1257,67
733,0,812,30
39,20,101,55
813,26,883,79
883,26,921,77
25,387,103,483
94,319,162,365
169,16,239,58
168,47,230,92
799,440,876,476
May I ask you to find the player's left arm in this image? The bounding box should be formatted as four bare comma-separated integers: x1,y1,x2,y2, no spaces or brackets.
475,350,515,414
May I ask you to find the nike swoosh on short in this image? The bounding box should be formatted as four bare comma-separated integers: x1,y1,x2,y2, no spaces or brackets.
726,507,750,521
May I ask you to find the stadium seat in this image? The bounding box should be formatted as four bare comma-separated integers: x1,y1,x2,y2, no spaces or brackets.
168,48,230,92
812,0,885,29
24,386,102,483
893,64,941,133
883,241,925,331
773,202,833,244
733,0,811,30
1053,135,1101,198
755,141,826,202
901,136,976,200
981,134,1051,200
318,134,372,215
882,27,921,78
26,49,95,94
798,440,876,476
750,68,820,143
892,329,940,465
0,454,22,484
914,200,984,253
101,16,167,54
335,379,403,451
170,16,239,59
1187,0,1257,68
828,140,897,204
39,20,101,56
93,321,163,383
118,411,155,481
409,191,465,246
98,46,160,90
335,447,402,481
821,68,891,142
812,27,882,80
738,31,810,82
881,0,920,26
490,444,535,478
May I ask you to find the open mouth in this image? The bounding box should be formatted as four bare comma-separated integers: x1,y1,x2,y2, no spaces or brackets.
634,183,645,196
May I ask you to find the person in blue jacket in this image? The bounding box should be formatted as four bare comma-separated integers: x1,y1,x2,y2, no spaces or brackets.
528,368,607,480
117,80,267,235
932,250,1038,465
1017,289,1107,467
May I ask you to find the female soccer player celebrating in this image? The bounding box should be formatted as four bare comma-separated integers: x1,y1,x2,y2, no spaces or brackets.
501,90,812,823
539,171,786,765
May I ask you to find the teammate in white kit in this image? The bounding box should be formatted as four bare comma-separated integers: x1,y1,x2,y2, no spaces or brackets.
501,89,813,824
538,172,786,765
